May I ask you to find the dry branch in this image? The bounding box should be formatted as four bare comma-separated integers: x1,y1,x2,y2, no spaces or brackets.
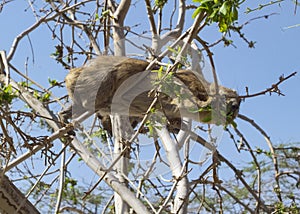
239,71,297,99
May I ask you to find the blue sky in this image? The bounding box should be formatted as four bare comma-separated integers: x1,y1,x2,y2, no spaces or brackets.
0,0,299,180
200,1,300,143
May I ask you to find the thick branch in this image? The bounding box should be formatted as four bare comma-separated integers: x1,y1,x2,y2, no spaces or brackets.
155,125,188,213
71,137,151,214
109,0,133,212
144,0,158,39
0,75,150,213
114,0,131,23
160,0,186,42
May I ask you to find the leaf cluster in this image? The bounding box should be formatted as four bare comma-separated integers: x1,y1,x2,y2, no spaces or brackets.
33,90,51,103
155,0,168,9
0,84,17,105
193,0,242,32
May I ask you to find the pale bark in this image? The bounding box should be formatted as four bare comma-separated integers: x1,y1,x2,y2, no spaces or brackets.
0,75,151,214
110,0,133,212
71,137,151,214
111,115,130,213
145,0,186,55
155,125,188,213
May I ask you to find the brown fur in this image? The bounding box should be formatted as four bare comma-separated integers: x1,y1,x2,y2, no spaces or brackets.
61,56,240,132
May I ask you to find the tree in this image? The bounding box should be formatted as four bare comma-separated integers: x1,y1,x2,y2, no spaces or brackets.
0,0,299,213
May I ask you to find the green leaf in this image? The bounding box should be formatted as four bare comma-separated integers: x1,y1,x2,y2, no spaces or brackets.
208,8,219,20
232,6,238,21
220,2,229,15
48,78,58,86
42,92,51,102
219,18,228,32
0,85,17,104
157,66,163,79
19,81,32,87
101,10,110,17
193,0,243,33
196,0,214,4
152,66,164,79
229,120,237,128
167,46,178,54
155,0,168,8
192,7,202,18
33,90,40,99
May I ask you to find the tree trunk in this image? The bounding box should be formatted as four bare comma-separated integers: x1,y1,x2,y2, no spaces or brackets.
155,125,188,213
110,0,132,212
0,172,40,214
111,115,131,213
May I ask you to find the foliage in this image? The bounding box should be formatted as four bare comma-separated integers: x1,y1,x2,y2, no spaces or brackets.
0,84,17,105
192,0,242,32
155,0,168,9
0,0,298,213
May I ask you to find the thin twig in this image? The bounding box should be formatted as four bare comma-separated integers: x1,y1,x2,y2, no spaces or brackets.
217,152,270,212
15,141,72,213
8,63,65,108
205,180,256,214
237,113,282,201
7,1,92,61
101,195,114,214
195,36,219,96
54,144,66,213
239,72,297,99
233,127,262,211
120,172,157,213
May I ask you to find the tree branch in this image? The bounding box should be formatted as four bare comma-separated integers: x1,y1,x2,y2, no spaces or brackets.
237,113,282,201
70,136,151,214
160,0,186,42
155,125,188,213
7,1,92,61
239,71,297,99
